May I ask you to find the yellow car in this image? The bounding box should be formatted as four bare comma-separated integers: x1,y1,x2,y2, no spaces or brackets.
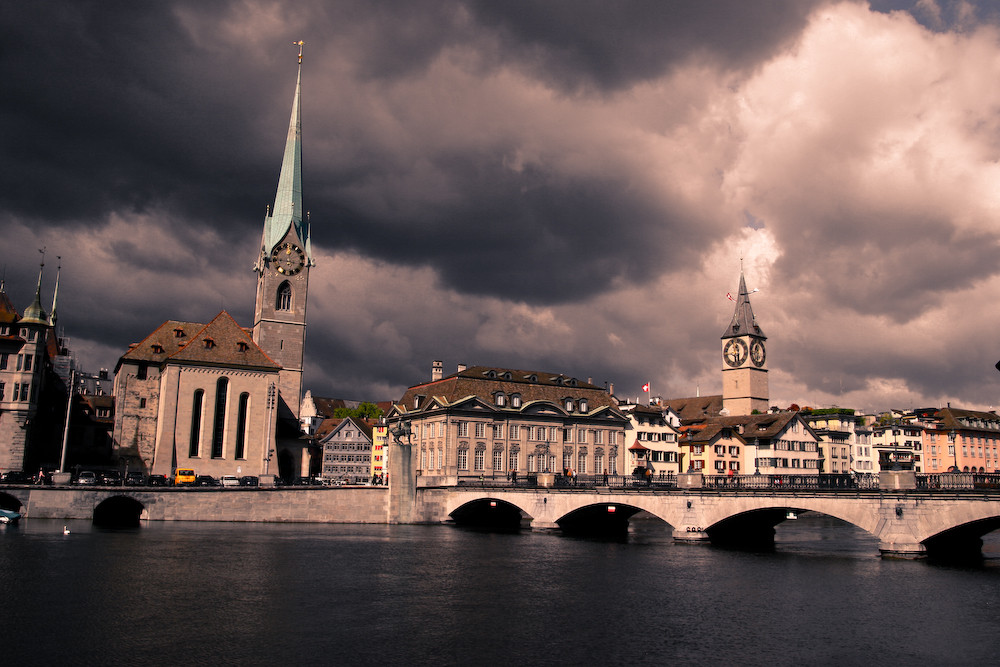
174,468,196,486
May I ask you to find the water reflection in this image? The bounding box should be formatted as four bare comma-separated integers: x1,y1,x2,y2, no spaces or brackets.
2,518,999,666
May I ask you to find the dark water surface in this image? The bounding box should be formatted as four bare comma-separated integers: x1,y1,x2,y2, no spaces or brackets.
2,515,999,666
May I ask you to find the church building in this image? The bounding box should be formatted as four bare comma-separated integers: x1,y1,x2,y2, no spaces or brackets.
112,49,314,480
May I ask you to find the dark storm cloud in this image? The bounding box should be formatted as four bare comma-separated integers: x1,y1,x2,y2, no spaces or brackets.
6,0,1000,412
464,0,828,92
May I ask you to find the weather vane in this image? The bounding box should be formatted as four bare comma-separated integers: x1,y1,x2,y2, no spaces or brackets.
294,40,304,64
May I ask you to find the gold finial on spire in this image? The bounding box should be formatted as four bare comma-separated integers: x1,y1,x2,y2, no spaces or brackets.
294,40,304,64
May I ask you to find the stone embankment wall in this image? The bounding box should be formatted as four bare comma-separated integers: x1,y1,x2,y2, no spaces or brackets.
7,487,390,523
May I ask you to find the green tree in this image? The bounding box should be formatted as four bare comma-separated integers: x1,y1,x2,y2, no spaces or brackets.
332,401,383,420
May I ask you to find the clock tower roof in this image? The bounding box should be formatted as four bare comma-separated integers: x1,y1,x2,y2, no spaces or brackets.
259,50,310,264
721,271,765,340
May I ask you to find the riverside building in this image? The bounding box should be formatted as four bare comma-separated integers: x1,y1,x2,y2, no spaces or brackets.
387,363,629,484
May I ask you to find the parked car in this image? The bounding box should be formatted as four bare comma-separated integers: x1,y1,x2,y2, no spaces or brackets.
239,476,259,487
174,468,196,486
195,475,219,487
0,471,31,484
220,475,239,488
125,472,146,486
100,471,123,486
75,471,98,485
148,474,169,486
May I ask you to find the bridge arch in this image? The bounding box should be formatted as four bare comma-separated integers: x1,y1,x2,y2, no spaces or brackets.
0,491,23,513
449,498,531,531
94,495,147,527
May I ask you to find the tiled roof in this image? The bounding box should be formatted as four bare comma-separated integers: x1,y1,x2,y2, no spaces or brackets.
118,312,280,372
316,416,376,442
396,365,621,417
934,407,1000,431
661,395,724,421
0,288,19,324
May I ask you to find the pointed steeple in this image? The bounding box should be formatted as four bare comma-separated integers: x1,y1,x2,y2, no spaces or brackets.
259,43,310,267
20,260,49,326
721,271,764,340
49,258,61,328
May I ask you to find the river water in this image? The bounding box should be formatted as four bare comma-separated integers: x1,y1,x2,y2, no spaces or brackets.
2,515,999,666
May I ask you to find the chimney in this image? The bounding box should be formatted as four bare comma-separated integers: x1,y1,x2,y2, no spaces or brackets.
608,382,614,396
457,363,467,373
432,360,443,382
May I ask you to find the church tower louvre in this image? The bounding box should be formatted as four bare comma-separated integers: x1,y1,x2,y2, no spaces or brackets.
252,42,314,419
721,271,768,416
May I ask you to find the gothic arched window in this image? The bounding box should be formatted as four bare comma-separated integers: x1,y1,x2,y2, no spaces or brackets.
276,281,292,311
235,392,250,459
189,389,204,457
211,378,229,458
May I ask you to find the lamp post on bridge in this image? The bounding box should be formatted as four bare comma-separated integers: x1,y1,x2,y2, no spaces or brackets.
948,429,959,472
753,437,761,476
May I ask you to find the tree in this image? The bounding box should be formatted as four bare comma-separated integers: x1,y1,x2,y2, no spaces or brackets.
332,402,383,420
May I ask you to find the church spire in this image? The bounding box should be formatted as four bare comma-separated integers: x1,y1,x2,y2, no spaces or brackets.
259,41,309,267
721,271,764,340
49,257,61,328
20,254,49,326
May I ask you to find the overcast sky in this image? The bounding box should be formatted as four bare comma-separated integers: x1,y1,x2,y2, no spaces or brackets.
4,0,1000,414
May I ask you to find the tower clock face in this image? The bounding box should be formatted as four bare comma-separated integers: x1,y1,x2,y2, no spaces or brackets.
272,243,306,276
723,339,748,367
750,339,766,367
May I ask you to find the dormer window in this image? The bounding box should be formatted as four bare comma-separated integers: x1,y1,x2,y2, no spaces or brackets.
151,344,164,354
568,378,577,387
579,399,588,412
414,394,425,409
502,372,512,380
173,328,185,338
511,394,522,408
486,370,497,379
495,393,506,407
526,374,537,382
237,341,249,352
204,338,216,349
564,398,574,411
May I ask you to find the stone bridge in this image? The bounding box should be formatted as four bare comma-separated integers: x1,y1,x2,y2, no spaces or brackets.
413,486,1000,559
4,483,999,559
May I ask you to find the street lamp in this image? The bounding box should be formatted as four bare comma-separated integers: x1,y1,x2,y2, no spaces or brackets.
891,425,901,471
753,437,761,475
948,429,959,472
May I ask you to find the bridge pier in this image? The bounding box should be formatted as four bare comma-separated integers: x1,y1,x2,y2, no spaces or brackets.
878,541,927,559
672,528,710,543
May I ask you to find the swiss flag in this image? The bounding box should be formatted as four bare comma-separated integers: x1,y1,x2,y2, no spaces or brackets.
642,383,650,392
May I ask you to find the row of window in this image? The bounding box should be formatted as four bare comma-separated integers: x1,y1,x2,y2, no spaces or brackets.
324,443,369,451
768,440,818,452
0,381,32,403
756,458,820,469
0,326,39,341
449,421,616,444
0,353,33,372
636,432,676,442
418,448,619,475
323,454,371,463
188,379,250,460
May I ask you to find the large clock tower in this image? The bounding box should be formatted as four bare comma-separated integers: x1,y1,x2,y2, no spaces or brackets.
253,44,313,418
721,271,768,416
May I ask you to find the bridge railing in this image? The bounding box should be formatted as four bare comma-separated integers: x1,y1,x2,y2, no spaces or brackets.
454,472,1000,492
916,472,1000,491
703,473,880,491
